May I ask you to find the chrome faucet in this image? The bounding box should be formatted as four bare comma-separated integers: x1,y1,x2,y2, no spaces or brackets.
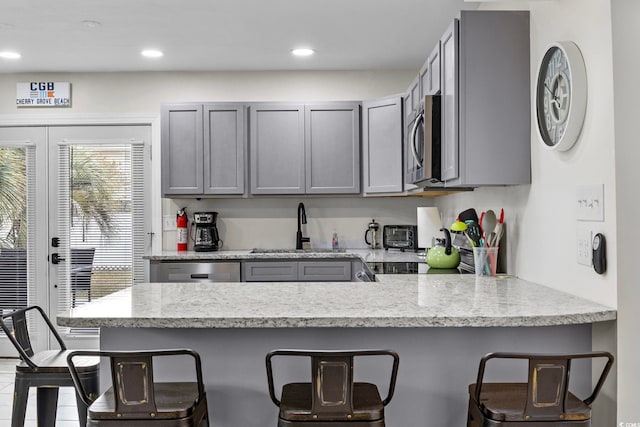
296,202,310,250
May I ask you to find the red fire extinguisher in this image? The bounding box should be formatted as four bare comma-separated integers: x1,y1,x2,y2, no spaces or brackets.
176,208,188,251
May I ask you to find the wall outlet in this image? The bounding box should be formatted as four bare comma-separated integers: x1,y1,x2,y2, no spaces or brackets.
163,214,176,231
576,184,604,221
577,229,592,266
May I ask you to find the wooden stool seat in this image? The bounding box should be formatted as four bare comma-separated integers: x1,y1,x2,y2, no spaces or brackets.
280,382,384,422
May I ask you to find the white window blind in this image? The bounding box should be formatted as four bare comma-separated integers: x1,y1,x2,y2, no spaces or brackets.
0,143,37,313
55,141,146,320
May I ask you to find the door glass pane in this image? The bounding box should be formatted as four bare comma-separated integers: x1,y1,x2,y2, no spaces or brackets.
0,146,36,311
56,142,146,316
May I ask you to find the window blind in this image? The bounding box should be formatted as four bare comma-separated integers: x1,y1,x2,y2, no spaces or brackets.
0,143,37,311
55,141,146,330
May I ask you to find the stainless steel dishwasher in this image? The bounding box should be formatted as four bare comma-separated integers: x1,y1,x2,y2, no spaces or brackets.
150,261,241,282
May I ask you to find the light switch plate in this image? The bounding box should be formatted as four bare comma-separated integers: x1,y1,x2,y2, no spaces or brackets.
576,184,604,221
576,228,592,266
163,214,176,231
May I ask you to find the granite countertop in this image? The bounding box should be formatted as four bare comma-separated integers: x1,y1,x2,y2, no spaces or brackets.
57,274,616,329
144,249,426,263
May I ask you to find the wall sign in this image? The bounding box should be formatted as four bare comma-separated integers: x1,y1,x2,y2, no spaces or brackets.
16,82,71,107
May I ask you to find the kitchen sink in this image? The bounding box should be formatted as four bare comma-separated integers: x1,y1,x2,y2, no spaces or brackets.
250,248,346,254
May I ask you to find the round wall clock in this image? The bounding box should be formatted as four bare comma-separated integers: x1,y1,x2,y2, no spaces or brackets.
535,41,587,151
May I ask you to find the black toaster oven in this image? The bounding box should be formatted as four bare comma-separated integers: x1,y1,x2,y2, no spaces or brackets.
383,225,418,251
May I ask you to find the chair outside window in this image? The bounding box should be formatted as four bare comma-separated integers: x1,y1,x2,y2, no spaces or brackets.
266,349,399,427
467,351,614,427
70,247,96,307
0,305,100,427
67,349,210,427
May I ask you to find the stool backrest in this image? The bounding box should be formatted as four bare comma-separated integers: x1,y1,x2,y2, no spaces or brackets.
0,305,67,368
67,349,206,412
266,349,399,417
473,352,614,420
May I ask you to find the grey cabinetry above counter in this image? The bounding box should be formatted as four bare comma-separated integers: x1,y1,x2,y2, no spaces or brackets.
362,96,404,194
250,102,361,195
161,103,246,196
442,11,531,187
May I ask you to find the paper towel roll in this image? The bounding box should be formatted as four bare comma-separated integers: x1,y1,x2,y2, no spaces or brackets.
417,207,442,248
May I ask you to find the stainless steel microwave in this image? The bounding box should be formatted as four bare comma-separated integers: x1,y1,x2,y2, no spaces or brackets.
406,95,442,186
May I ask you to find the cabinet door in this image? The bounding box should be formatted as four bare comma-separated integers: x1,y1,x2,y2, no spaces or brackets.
161,104,203,195
305,103,360,194
440,19,459,182
410,76,420,116
298,261,352,281
203,104,245,195
426,42,441,95
250,104,305,194
242,261,298,282
362,96,403,194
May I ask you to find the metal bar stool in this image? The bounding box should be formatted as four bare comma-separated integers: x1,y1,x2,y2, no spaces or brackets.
0,305,99,427
67,349,210,427
266,349,399,427
467,351,614,427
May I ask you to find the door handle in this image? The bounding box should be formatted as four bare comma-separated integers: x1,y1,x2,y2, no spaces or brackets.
51,253,66,264
411,113,424,168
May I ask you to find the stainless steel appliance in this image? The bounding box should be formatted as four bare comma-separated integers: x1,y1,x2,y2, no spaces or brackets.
383,225,418,251
150,261,240,282
193,212,222,252
406,95,442,186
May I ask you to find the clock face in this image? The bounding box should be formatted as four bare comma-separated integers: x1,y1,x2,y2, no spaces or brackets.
536,42,587,151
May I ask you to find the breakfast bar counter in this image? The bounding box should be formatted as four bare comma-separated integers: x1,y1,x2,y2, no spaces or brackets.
57,274,615,329
56,276,615,427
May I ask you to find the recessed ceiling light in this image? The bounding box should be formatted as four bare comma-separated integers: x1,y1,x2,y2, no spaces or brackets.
0,51,21,59
141,49,163,58
291,48,315,57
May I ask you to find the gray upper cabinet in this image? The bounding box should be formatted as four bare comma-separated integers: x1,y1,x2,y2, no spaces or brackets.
362,96,403,194
441,11,531,187
161,103,245,196
421,42,441,97
203,104,245,194
250,104,305,194
305,103,360,194
440,19,459,182
250,102,361,195
161,104,204,195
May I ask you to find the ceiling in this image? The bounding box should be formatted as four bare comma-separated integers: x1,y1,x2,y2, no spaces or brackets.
0,0,476,73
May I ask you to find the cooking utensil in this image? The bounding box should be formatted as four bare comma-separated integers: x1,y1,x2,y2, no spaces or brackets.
481,210,496,246
450,221,468,232
465,221,482,247
458,208,479,224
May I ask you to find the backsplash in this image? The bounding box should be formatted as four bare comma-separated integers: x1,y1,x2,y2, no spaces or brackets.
161,197,434,251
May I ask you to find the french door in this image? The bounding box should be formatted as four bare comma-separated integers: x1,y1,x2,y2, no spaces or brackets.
0,124,151,355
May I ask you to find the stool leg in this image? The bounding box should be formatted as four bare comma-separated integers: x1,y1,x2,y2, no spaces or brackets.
11,378,29,427
76,374,99,427
36,387,59,427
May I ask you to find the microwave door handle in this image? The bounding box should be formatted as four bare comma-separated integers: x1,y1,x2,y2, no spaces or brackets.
411,113,424,168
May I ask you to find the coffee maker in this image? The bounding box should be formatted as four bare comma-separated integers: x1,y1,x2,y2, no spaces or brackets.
193,212,222,252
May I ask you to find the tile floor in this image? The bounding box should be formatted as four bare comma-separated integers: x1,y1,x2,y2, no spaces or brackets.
0,359,80,427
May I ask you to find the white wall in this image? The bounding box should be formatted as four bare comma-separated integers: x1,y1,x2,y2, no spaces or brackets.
611,0,639,422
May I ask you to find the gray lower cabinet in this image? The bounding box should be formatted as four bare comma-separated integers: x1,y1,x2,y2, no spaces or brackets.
242,260,352,282
362,96,403,194
161,103,245,196
250,102,361,195
440,11,531,187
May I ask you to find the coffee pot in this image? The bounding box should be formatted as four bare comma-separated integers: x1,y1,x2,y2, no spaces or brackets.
193,212,223,252
364,219,380,249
